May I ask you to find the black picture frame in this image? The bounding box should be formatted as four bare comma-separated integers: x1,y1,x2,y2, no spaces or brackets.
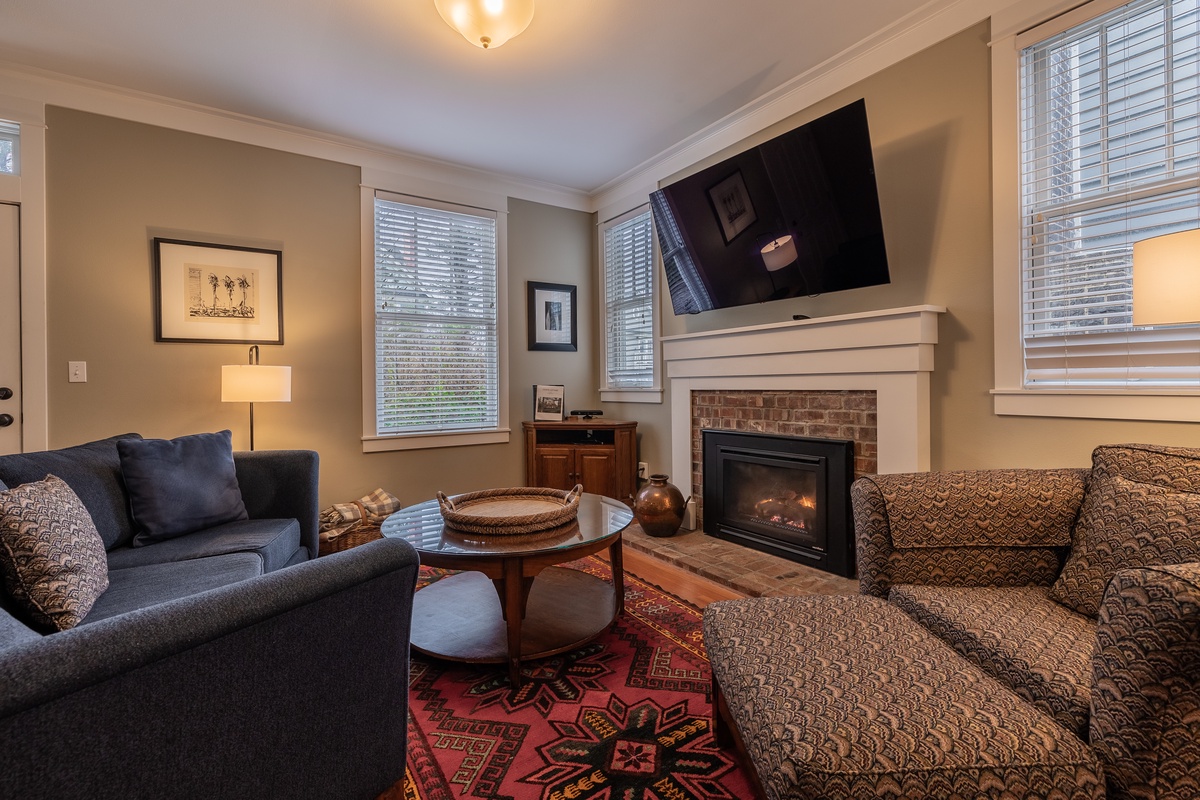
527,280,577,352
707,170,757,244
153,237,283,344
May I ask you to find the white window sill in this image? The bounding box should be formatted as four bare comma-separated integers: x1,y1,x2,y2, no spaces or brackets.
362,429,511,453
992,389,1200,422
600,388,663,404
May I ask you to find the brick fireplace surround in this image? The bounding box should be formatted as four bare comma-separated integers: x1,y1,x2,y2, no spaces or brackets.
690,389,878,531
626,306,945,595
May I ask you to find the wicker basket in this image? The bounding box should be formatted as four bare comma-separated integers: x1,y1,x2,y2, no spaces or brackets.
437,485,582,536
318,520,383,556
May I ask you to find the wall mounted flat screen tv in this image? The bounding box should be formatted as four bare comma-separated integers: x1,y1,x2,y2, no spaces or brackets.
650,99,890,315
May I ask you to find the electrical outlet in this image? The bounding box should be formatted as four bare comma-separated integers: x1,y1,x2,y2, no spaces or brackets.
68,361,87,383
637,461,648,479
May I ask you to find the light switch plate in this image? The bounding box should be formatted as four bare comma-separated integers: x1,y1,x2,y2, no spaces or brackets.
68,361,87,383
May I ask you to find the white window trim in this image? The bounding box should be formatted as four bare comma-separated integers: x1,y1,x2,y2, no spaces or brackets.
0,97,48,451
598,204,663,404
360,185,510,451
991,0,1200,422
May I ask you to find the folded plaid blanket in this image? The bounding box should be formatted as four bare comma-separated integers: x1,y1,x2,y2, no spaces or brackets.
319,488,402,532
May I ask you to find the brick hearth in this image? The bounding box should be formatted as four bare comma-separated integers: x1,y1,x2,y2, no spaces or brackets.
622,520,859,597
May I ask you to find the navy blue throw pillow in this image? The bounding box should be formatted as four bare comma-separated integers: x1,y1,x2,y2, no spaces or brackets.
0,433,143,550
118,430,248,546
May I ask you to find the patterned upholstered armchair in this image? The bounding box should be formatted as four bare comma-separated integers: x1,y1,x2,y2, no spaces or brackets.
852,445,1200,800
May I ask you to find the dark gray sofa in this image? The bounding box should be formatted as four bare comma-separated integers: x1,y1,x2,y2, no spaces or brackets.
0,434,421,799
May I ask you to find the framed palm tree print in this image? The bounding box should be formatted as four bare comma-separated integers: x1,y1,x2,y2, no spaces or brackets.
153,238,283,344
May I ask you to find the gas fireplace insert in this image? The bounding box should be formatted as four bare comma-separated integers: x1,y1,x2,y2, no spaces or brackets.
702,429,855,577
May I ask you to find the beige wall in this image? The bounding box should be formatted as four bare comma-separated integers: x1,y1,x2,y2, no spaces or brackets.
44,108,596,507
508,196,602,438
628,21,1200,474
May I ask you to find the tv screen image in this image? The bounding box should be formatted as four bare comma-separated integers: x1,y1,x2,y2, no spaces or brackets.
650,99,890,315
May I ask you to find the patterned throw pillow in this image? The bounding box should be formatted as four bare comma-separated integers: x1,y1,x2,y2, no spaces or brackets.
0,474,110,631
1051,444,1200,617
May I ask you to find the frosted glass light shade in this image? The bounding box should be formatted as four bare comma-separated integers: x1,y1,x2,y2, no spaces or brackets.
434,0,534,49
221,365,292,403
1133,229,1200,325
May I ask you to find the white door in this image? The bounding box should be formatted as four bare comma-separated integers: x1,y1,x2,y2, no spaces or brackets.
0,202,21,454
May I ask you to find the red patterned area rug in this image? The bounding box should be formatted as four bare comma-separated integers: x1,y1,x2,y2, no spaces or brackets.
387,557,754,800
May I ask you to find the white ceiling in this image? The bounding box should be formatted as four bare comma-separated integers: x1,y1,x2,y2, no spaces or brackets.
0,0,941,195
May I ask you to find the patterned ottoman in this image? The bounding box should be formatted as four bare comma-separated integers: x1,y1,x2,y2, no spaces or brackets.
702,595,1104,800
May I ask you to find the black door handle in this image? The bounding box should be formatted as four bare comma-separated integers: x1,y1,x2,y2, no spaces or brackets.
0,387,11,400
0,414,12,427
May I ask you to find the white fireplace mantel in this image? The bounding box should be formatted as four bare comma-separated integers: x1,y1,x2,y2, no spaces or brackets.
662,305,946,479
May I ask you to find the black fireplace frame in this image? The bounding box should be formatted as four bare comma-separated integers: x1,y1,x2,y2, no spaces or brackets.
702,429,855,577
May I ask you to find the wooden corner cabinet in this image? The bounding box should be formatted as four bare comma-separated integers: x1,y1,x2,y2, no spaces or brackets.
523,419,637,503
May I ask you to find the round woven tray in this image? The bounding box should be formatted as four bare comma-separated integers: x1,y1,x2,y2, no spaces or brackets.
437,485,583,535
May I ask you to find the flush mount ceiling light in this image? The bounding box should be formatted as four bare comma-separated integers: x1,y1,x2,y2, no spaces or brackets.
434,0,534,49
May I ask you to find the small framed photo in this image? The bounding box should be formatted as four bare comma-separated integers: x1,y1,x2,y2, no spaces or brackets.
527,281,577,352
707,170,757,244
534,384,565,421
154,238,283,344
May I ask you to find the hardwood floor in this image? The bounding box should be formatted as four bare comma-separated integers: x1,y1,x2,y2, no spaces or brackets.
600,546,747,608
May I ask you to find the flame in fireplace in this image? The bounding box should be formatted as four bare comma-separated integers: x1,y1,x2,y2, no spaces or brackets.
752,491,816,531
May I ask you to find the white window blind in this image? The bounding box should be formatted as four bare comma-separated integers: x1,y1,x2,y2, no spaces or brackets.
603,206,655,389
0,121,18,175
373,194,499,435
1020,0,1200,387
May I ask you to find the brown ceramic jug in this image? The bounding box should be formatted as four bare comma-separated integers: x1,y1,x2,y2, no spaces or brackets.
633,474,687,537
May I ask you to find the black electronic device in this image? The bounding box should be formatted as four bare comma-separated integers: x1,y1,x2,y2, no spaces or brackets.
570,409,604,420
650,99,890,315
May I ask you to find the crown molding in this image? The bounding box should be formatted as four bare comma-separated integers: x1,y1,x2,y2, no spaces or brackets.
0,59,592,212
589,0,1017,213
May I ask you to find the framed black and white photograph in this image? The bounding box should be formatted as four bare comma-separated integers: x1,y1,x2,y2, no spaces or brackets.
533,384,565,421
707,170,757,244
527,280,577,352
154,238,283,344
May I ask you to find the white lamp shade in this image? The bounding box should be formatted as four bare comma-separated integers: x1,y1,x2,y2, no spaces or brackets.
221,365,291,403
1133,229,1200,326
434,0,534,49
761,235,798,272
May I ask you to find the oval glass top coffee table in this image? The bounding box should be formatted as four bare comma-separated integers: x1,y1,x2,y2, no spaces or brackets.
382,492,633,688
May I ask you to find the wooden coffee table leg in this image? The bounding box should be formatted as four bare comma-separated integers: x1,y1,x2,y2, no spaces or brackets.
502,558,527,688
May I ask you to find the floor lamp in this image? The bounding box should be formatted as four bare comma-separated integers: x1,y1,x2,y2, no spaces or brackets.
221,346,291,451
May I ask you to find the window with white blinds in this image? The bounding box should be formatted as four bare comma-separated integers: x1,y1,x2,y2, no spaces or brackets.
1020,0,1200,387
0,120,18,175
602,206,656,391
373,193,500,436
